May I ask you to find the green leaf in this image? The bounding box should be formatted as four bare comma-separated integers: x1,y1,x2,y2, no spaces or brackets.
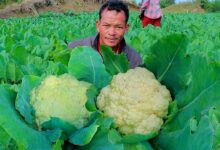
154,56,220,149
122,132,158,144
96,117,113,129
189,117,198,133
51,49,70,65
144,33,191,95
86,85,98,111
78,128,124,150
15,75,42,124
52,139,64,150
68,46,112,89
0,127,11,149
163,101,178,124
0,86,52,149
43,128,63,143
0,53,7,81
101,45,129,75
124,141,154,150
108,129,122,144
11,45,28,65
209,107,220,149
42,117,77,136
4,35,15,53
155,115,215,150
56,62,68,75
6,59,24,82
20,55,45,76
69,121,99,146
168,56,220,130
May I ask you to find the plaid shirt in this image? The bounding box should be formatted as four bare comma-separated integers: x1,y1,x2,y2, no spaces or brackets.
140,0,162,19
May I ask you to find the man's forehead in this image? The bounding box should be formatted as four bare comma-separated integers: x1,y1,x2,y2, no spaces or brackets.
101,8,125,16
100,9,126,22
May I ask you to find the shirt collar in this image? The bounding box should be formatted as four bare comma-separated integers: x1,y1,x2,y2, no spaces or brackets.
93,33,126,54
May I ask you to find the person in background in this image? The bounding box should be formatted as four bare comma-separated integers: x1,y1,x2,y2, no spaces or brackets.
139,0,163,27
68,0,142,69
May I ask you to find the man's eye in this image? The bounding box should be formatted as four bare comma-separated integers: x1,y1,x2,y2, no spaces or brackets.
103,25,109,27
116,26,123,29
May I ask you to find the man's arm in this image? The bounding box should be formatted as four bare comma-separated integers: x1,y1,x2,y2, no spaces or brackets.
123,46,142,69
68,36,96,49
130,51,142,69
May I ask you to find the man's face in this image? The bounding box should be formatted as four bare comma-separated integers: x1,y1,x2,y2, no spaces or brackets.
96,9,129,49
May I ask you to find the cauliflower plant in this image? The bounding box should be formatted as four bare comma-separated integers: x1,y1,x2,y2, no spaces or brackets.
30,74,91,129
97,67,172,135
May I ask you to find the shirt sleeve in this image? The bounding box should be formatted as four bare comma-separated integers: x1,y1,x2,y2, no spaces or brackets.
140,0,149,12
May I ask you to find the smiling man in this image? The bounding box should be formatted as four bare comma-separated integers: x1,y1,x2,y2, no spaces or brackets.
68,0,142,68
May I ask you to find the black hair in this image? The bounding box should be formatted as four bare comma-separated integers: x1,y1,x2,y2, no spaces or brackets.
99,0,129,23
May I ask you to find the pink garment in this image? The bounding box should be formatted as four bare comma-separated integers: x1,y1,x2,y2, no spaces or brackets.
140,0,162,19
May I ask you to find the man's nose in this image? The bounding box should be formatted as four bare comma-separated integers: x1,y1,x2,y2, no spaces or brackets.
108,27,116,35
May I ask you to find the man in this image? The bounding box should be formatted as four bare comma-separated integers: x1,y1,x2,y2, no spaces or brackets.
68,0,142,69
140,0,162,27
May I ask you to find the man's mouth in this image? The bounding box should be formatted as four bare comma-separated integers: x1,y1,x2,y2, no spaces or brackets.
106,38,118,43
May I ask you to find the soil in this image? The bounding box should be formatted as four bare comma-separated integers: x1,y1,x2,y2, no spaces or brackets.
163,2,205,13
0,0,139,19
0,0,205,19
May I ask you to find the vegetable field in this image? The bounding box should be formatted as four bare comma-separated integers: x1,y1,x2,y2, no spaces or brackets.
0,11,220,150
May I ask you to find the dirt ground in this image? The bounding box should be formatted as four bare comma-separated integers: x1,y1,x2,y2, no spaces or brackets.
0,0,139,19
0,0,205,19
162,2,205,13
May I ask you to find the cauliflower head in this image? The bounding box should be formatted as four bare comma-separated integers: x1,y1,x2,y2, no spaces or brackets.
97,67,172,135
30,74,91,129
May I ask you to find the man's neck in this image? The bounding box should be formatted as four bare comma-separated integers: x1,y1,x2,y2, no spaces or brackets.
98,40,121,54
112,44,121,54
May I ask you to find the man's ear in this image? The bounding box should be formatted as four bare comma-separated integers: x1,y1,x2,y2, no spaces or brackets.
96,20,100,32
125,24,129,33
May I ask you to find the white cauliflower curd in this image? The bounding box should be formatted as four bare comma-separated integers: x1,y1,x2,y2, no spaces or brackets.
30,74,91,129
96,67,172,135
